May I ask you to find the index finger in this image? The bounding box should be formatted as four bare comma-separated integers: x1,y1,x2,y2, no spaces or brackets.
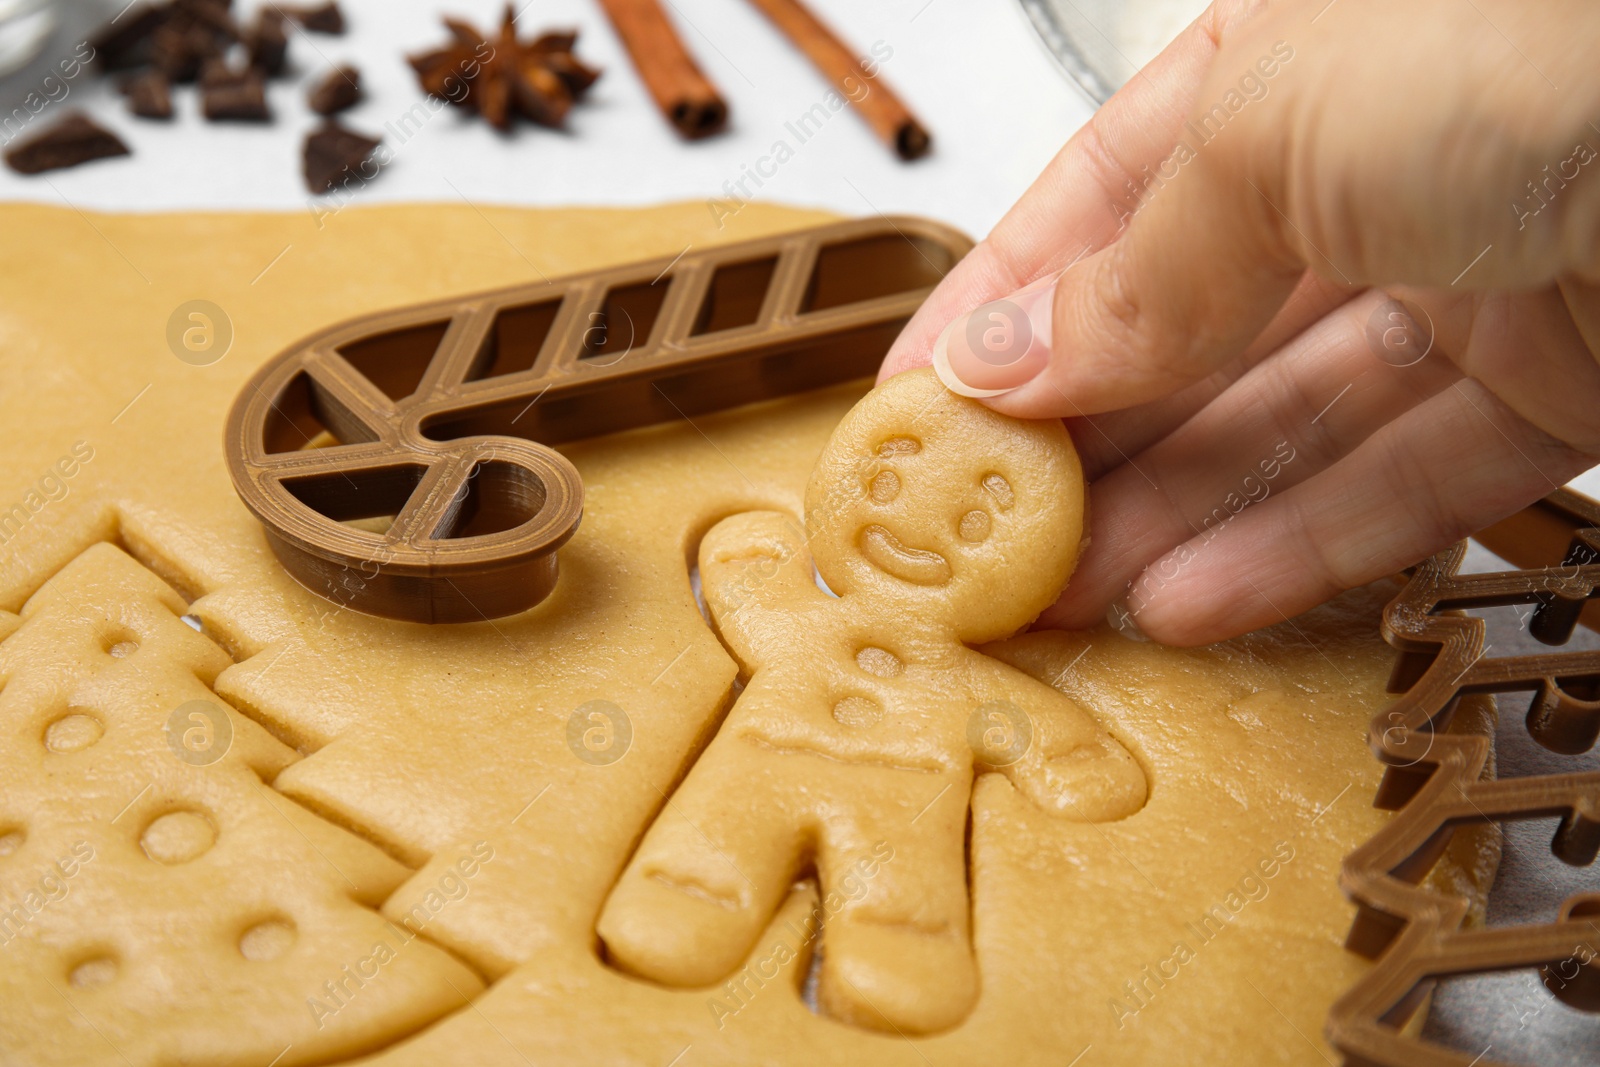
878,0,1260,383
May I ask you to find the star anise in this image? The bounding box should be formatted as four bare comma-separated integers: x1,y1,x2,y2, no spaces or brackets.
408,5,600,132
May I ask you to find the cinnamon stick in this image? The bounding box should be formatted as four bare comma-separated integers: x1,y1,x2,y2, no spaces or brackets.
595,0,728,139
744,0,930,160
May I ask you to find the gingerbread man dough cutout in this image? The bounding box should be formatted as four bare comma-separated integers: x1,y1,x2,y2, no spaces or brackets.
598,369,1147,1034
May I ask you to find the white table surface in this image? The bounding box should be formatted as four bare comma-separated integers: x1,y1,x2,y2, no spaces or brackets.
0,0,1091,242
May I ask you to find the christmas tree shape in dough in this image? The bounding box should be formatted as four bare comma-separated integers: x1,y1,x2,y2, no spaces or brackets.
0,543,483,1066
599,369,1147,1034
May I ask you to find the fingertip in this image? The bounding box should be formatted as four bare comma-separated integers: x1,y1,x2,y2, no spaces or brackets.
932,317,1016,398
1122,572,1278,648
1122,611,1218,648
1031,592,1107,633
924,282,1059,403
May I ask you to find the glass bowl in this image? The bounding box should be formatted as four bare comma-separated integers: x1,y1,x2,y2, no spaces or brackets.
1018,0,1209,104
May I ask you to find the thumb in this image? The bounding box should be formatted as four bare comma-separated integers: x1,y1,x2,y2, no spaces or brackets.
933,0,1600,419
934,140,1305,418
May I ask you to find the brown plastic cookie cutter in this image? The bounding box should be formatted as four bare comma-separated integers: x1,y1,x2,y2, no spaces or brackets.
224,216,972,623
1330,487,1600,1066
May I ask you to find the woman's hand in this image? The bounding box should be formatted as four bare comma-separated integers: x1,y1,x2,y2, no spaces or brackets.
881,0,1600,645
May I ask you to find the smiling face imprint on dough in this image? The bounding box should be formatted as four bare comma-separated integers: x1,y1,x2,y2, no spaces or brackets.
856,436,955,585
804,370,1084,643
854,438,1022,587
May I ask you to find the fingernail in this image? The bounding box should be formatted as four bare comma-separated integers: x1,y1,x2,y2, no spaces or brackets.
932,276,1056,398
1105,597,1149,642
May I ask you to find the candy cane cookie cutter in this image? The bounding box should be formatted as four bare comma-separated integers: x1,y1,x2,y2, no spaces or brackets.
224,216,973,623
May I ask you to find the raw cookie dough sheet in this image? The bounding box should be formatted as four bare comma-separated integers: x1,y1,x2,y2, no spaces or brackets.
0,202,1495,1066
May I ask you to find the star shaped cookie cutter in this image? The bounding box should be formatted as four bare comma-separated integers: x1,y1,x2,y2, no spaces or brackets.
1332,487,1600,1065
223,216,972,623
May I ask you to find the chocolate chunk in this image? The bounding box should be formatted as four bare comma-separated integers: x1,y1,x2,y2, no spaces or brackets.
3,112,131,175
121,70,174,119
308,65,361,114
288,2,345,34
92,4,168,71
248,9,290,77
93,0,237,74
150,21,222,82
201,67,271,121
172,0,239,42
198,56,236,87
303,122,380,193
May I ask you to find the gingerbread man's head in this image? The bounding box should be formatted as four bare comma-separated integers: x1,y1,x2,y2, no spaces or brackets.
804,368,1085,644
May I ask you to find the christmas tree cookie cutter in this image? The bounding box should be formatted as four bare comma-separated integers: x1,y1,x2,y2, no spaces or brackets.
224,216,972,623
